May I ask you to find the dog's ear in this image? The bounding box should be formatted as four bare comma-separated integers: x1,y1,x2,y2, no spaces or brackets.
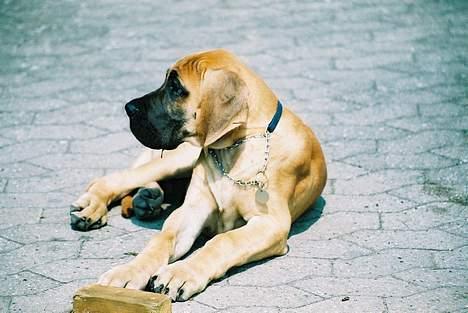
198,69,248,147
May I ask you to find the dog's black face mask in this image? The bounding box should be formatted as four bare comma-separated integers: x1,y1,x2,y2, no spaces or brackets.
125,70,190,150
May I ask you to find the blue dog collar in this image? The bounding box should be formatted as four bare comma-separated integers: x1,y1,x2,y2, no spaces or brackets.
267,100,283,133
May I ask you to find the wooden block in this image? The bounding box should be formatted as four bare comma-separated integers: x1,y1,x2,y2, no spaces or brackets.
73,284,172,313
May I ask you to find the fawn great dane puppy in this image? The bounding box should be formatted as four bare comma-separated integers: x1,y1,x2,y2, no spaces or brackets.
70,49,327,301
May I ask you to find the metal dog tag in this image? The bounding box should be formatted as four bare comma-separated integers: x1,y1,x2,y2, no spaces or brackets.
255,188,269,204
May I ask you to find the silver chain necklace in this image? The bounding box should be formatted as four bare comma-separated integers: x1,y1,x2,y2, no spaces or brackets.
208,129,271,204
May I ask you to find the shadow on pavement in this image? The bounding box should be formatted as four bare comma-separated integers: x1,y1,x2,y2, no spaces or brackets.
216,196,326,281
289,196,326,238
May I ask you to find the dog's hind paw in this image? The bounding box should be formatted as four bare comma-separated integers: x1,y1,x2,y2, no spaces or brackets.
132,187,165,220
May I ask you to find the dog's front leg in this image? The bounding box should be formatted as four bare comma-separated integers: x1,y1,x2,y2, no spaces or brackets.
97,164,217,290
70,143,201,231
153,213,290,301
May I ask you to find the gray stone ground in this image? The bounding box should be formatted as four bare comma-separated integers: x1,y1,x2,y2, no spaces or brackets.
0,0,467,312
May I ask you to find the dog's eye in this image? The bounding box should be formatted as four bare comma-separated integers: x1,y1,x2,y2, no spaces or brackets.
167,71,188,99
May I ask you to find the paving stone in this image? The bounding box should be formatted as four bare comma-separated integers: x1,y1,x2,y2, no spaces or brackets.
345,152,458,171
280,296,385,313
195,285,318,310
1,125,105,142
388,184,447,204
432,145,468,163
392,268,468,289
0,112,34,128
298,111,333,127
381,202,466,230
341,229,465,251
0,141,68,164
334,170,422,195
424,163,468,204
293,276,424,298
287,238,373,260
0,297,11,312
0,136,13,148
433,246,468,270
0,223,125,244
386,287,467,313
322,140,377,161
386,115,468,132
333,249,434,279
324,194,416,213
319,125,409,143
297,97,357,115
335,52,412,70
79,230,155,259
0,237,23,254
0,271,61,296
326,161,368,180
70,132,138,154
29,152,134,169
378,130,465,155
31,258,126,283
5,168,104,193
1,98,71,112
0,192,75,208
9,77,84,99
85,115,129,132
290,212,379,241
438,219,468,238
0,241,80,276
9,279,94,313
0,178,6,192
34,101,123,125
333,102,418,126
0,162,50,178
377,74,450,93
0,207,42,230
419,101,466,117
173,301,217,313
227,255,332,286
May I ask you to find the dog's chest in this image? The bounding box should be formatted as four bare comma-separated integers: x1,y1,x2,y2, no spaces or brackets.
204,142,266,225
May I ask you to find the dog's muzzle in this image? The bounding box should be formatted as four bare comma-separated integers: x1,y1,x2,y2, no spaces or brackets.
125,99,184,150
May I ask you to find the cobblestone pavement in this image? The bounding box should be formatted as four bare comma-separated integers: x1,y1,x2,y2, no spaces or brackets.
1,0,467,312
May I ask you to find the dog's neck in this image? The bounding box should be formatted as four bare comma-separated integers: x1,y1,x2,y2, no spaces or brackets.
207,99,282,150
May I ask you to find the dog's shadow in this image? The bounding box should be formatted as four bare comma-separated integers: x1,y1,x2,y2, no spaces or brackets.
127,195,325,233
219,196,326,280
127,203,175,230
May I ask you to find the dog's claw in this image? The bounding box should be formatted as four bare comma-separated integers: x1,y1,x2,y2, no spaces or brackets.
153,284,165,294
70,211,106,232
70,205,81,213
176,288,184,302
146,276,158,292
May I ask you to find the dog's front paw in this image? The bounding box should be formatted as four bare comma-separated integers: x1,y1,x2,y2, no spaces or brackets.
98,263,151,290
132,187,164,220
70,192,108,231
149,262,209,302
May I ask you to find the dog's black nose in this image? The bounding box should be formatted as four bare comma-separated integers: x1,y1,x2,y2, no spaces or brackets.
125,100,140,117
